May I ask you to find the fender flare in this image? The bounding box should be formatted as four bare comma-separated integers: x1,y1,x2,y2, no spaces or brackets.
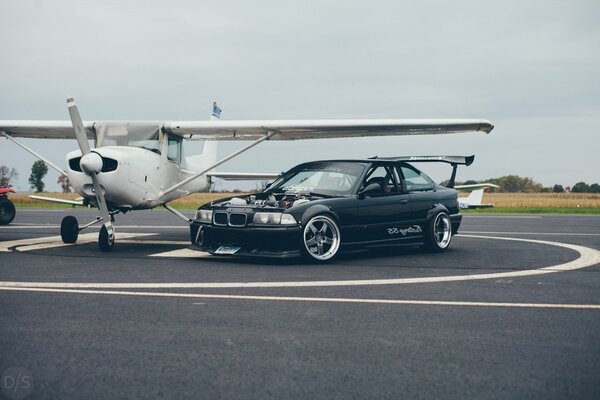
300,205,339,227
426,203,450,223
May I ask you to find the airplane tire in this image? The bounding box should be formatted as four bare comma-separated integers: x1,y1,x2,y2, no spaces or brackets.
0,199,16,225
60,215,79,243
99,225,115,252
424,211,452,252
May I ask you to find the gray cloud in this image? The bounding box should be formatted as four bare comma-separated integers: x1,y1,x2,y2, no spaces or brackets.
1,0,599,191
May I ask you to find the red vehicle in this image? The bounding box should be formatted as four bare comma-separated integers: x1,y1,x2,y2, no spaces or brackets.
0,187,16,225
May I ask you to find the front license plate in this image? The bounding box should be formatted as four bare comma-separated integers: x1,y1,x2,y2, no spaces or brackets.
215,245,241,255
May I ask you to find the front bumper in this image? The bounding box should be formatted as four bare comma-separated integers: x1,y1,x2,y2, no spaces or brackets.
190,222,303,258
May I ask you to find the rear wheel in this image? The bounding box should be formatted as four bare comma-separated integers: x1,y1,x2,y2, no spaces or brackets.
301,215,341,262
424,211,452,252
60,215,79,243
99,224,115,252
0,199,15,225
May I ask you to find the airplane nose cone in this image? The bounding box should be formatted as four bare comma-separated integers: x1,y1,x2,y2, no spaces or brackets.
80,152,103,175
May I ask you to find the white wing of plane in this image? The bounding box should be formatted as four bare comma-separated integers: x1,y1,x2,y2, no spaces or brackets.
0,119,493,140
206,172,280,181
455,183,499,191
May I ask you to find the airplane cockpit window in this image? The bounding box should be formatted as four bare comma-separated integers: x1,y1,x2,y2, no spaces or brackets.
95,123,161,154
167,136,182,163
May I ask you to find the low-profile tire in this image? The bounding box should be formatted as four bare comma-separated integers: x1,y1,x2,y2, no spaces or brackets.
424,211,452,252
99,225,115,252
60,215,79,243
301,214,341,262
0,198,16,225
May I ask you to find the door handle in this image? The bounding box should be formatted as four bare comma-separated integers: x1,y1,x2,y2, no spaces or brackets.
400,199,408,204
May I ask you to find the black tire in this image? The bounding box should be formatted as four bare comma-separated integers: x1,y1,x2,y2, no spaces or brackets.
99,224,115,252
60,215,79,243
301,215,341,262
424,211,452,252
0,198,16,225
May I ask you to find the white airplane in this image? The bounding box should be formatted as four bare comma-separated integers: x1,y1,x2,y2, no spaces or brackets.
0,98,494,251
455,183,499,209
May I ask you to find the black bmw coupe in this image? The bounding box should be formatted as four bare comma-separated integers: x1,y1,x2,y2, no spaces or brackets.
190,155,474,262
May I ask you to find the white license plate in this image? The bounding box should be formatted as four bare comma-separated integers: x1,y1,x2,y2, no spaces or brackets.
215,245,241,255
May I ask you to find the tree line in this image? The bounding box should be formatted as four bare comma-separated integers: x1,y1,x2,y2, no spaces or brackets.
450,175,600,193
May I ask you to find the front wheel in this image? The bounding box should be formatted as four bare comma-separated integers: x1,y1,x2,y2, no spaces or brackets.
424,211,452,252
99,224,115,252
301,215,341,262
0,199,16,225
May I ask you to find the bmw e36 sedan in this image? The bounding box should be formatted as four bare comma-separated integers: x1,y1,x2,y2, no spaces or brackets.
190,155,475,262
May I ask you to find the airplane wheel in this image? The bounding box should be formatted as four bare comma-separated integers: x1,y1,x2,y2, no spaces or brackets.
0,199,16,225
99,225,115,252
60,215,79,243
424,211,452,252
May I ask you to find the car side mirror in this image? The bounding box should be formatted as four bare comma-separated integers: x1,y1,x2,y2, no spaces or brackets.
358,183,382,197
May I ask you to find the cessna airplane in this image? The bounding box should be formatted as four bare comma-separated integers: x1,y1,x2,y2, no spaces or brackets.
0,98,494,251
456,183,500,209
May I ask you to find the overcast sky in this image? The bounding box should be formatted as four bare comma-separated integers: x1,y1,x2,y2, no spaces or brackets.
1,0,598,191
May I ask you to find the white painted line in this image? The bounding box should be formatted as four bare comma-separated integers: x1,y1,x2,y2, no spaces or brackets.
1,236,598,289
0,233,156,252
0,225,188,230
463,215,542,219
0,286,599,310
150,248,214,258
461,231,600,236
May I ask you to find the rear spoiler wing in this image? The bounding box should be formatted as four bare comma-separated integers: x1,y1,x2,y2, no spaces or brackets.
370,155,475,188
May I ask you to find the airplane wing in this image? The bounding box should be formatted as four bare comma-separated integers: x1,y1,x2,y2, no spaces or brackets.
455,183,500,191
206,172,280,181
1,119,493,140
0,120,95,139
165,119,494,140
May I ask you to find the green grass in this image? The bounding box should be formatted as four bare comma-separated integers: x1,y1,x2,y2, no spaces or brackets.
461,207,600,215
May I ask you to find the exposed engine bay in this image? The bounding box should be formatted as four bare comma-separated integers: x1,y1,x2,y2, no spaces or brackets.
211,192,321,210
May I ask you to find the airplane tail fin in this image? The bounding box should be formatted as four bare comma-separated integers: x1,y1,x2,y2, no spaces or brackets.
187,102,220,171
463,189,484,206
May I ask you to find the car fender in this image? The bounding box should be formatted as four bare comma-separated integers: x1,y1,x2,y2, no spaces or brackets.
300,205,339,226
426,203,450,222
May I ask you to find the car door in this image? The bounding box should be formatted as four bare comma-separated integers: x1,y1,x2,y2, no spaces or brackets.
399,164,436,226
353,164,413,243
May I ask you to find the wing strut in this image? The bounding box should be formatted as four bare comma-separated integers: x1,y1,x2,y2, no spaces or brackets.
159,131,277,199
0,131,66,175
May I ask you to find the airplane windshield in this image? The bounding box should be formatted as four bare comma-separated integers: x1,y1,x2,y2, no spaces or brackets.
96,123,161,154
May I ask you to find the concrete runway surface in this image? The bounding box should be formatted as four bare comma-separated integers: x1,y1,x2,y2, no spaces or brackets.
1,209,599,399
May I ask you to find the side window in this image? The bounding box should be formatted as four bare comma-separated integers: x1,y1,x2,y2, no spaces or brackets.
362,165,399,195
400,165,434,191
167,137,182,163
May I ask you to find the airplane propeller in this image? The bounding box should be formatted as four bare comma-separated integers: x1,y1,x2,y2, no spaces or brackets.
67,97,115,251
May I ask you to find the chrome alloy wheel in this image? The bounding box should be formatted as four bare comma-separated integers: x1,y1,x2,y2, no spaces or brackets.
433,213,452,249
303,215,341,261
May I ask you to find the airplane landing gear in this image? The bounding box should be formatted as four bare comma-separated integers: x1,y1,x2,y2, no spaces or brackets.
99,224,115,252
60,215,79,243
60,213,117,251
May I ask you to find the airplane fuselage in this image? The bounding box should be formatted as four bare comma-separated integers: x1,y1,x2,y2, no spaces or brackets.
66,146,210,210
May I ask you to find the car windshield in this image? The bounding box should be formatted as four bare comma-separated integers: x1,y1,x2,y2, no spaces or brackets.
268,162,366,196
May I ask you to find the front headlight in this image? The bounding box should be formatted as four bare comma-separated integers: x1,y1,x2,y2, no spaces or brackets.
253,212,281,224
253,213,298,225
196,209,213,223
